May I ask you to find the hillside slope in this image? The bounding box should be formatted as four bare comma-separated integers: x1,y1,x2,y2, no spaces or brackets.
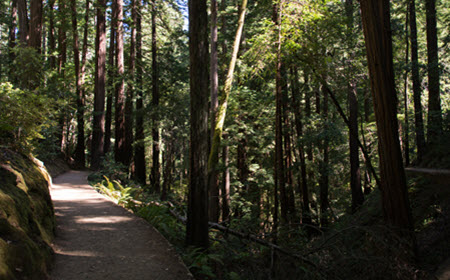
0,149,55,279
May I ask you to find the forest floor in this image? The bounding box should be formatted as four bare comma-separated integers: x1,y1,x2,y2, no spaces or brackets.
48,170,193,280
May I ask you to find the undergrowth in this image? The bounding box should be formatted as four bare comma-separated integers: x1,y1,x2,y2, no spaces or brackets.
88,162,446,280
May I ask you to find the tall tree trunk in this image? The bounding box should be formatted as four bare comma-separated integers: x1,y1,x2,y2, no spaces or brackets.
403,4,410,167
360,0,414,232
48,0,56,69
273,1,287,226
319,84,329,227
71,0,85,168
79,0,90,156
114,0,126,165
8,0,17,64
91,0,107,170
104,1,116,154
282,70,296,223
209,0,220,223
346,0,364,213
125,0,136,168
57,0,68,156
134,0,146,184
29,0,42,52
17,0,28,45
236,130,248,217
409,0,426,162
222,137,231,222
58,0,67,75
207,0,248,223
348,81,363,212
290,68,311,225
425,0,442,141
186,0,209,249
150,1,161,193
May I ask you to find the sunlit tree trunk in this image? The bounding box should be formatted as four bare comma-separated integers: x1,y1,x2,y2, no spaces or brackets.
91,0,107,170
209,0,220,223
425,0,442,141
409,0,426,162
57,0,68,156
150,0,161,193
360,0,414,232
104,0,115,155
134,0,146,184
186,0,209,249
114,0,126,165
207,0,248,223
124,0,136,168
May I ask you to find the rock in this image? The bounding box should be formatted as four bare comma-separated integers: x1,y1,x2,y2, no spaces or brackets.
0,148,55,279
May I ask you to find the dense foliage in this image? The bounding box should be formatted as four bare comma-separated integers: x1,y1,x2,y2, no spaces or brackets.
1,0,449,279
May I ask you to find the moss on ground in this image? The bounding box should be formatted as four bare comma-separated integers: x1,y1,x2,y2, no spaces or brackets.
0,148,55,279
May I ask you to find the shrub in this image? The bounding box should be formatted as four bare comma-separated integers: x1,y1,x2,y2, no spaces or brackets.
0,82,52,153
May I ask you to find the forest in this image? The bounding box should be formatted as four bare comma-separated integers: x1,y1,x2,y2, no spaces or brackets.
0,0,449,279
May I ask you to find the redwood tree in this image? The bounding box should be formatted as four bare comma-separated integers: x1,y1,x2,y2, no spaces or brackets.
150,0,161,193
359,0,414,231
186,0,209,249
409,0,426,162
425,0,442,141
91,0,107,170
28,0,43,52
114,0,127,165
71,0,85,167
134,0,146,184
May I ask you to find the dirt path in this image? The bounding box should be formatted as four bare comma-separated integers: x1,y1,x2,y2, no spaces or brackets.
49,171,193,280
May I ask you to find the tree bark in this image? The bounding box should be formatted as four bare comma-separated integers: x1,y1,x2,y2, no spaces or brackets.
91,0,107,170
403,4,410,167
346,0,364,213
207,0,248,223
186,0,209,249
124,0,136,169
29,0,43,52
58,0,67,75
17,0,28,45
409,0,426,162
360,0,414,232
48,0,56,69
425,0,442,141
104,0,115,155
150,0,161,193
71,0,85,168
222,138,231,222
8,0,17,63
134,0,146,184
282,69,296,223
209,0,220,223
114,0,126,165
319,84,329,227
273,1,287,226
290,67,311,225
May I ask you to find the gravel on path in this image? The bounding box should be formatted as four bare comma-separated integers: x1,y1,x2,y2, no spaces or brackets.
49,170,193,280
